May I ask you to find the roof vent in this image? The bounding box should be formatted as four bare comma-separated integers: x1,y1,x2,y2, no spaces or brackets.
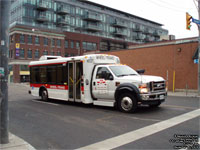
39,55,62,61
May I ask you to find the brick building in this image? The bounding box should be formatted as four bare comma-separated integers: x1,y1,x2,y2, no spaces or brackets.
98,37,198,91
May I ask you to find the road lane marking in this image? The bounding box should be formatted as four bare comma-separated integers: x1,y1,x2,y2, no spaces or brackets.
76,109,200,150
31,100,59,106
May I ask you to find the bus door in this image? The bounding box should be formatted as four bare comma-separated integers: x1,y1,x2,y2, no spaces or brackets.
68,61,83,102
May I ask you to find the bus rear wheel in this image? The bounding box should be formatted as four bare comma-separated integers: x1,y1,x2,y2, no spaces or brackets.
41,89,48,101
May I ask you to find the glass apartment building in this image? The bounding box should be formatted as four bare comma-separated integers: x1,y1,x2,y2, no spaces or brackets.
9,0,168,83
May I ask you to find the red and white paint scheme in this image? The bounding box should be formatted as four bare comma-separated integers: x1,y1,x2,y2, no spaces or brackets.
29,54,167,113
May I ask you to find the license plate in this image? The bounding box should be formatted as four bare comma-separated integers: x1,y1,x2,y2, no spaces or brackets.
159,95,164,100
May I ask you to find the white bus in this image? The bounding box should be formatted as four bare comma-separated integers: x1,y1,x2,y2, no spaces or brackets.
29,54,167,113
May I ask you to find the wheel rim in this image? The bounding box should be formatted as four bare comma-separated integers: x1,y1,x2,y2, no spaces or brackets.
121,97,133,111
42,90,47,100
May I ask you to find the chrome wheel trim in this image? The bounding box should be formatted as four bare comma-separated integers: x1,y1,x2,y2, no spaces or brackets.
121,96,133,111
42,90,47,100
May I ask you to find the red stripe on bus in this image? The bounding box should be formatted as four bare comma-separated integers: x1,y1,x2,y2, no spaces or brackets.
30,84,68,90
81,86,84,92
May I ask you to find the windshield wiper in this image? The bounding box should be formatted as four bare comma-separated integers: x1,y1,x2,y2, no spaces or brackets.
117,74,128,77
118,74,137,77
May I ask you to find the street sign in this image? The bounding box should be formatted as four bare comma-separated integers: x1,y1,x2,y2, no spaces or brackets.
194,59,199,64
0,67,5,77
192,18,200,25
16,48,19,56
15,43,20,49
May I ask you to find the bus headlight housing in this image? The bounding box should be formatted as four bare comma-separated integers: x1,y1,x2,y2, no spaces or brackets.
139,83,149,93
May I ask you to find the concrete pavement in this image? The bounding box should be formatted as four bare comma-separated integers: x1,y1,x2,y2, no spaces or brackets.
0,133,35,150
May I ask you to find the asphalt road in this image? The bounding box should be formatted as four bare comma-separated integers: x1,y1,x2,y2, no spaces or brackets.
8,83,200,150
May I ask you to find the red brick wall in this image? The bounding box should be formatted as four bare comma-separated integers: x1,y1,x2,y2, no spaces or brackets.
103,42,198,91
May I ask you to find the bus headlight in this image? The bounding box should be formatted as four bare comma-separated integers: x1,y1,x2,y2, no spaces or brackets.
139,83,149,93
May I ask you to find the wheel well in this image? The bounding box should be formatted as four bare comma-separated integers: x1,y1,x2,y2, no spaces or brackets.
39,86,47,96
115,89,138,101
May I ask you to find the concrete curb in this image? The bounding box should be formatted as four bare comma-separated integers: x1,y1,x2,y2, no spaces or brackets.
0,133,36,150
168,92,200,98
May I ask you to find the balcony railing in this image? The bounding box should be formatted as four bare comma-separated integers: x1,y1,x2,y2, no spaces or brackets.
84,24,102,32
154,30,162,37
37,2,48,10
134,25,145,32
36,14,48,22
57,7,69,15
113,30,127,37
112,21,127,28
57,18,69,25
83,13,102,22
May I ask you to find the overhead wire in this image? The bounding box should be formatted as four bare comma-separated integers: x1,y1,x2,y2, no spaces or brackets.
147,0,195,13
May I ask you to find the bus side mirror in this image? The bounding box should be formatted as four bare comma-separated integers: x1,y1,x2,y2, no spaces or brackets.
136,69,145,74
108,75,114,80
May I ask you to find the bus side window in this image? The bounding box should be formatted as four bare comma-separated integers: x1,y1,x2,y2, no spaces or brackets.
62,64,68,85
96,67,113,80
57,65,63,84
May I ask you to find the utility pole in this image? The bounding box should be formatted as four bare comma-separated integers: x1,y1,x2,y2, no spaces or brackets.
0,0,10,144
198,0,200,96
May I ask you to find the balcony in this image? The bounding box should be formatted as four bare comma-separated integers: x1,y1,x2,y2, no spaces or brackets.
84,24,102,32
83,13,102,22
112,21,127,28
134,25,145,32
145,36,155,42
57,7,69,15
136,33,146,40
113,30,127,37
36,14,48,22
154,30,162,37
57,18,69,25
37,2,48,11
144,28,154,35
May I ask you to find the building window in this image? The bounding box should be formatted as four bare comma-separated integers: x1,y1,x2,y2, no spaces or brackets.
35,50,39,58
9,50,13,58
28,35,32,44
43,50,48,55
71,41,74,49
65,40,68,48
20,65,29,71
44,37,48,46
52,39,55,47
19,49,25,58
35,36,40,45
57,51,61,56
27,49,32,58
82,42,97,51
57,39,61,47
65,53,68,57
50,51,54,55
20,35,25,43
76,42,80,49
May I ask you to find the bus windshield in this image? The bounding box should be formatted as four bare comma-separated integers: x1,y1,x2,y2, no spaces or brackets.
109,65,139,77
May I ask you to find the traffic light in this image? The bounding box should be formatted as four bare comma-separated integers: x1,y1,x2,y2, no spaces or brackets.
186,12,192,30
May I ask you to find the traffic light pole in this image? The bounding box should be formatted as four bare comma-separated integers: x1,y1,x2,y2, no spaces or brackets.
0,0,10,144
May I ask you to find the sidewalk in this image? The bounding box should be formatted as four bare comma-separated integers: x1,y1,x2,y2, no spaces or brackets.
0,133,35,150
168,91,199,98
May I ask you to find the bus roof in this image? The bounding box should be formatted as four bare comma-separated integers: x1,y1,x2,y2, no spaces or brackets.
29,54,120,67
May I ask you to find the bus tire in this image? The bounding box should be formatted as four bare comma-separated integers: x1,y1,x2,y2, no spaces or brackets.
117,93,137,113
41,89,48,101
